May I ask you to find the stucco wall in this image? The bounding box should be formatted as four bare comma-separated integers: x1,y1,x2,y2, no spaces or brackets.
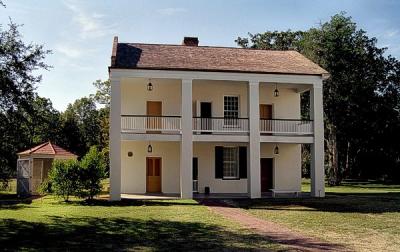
121,78,182,116
260,143,302,191
259,85,301,119
121,141,180,194
192,80,248,117
193,142,249,193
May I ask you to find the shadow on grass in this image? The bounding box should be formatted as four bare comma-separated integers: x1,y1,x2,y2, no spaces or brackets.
234,192,400,214
61,198,200,207
0,216,275,251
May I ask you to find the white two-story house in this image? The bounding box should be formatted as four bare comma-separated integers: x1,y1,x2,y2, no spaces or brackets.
109,37,328,200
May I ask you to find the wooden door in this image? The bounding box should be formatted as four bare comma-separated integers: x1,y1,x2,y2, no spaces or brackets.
200,102,212,134
147,101,162,133
260,158,273,192
146,157,162,193
260,104,273,134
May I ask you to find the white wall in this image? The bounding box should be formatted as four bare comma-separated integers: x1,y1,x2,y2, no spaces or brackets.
260,143,302,191
192,80,248,117
121,78,182,116
259,85,301,119
193,142,248,194
121,141,180,194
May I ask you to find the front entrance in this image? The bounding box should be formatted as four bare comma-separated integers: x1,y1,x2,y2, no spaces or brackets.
260,158,273,192
146,157,162,193
193,157,198,192
146,101,162,133
200,102,212,134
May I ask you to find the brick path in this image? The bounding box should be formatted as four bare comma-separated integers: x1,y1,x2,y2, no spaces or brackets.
199,199,349,252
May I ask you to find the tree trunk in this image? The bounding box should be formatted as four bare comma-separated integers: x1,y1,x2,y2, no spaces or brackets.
326,122,340,186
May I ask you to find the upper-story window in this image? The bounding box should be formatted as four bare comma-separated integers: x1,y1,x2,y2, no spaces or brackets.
224,96,239,126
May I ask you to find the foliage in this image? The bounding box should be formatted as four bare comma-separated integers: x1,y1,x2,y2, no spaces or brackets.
48,159,81,201
0,20,51,184
91,79,111,106
37,178,52,195
79,146,106,200
237,13,400,183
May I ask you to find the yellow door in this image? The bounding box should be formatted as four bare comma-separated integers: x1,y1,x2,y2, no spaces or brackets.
146,157,162,193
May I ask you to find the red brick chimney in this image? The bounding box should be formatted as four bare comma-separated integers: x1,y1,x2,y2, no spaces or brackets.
182,37,199,46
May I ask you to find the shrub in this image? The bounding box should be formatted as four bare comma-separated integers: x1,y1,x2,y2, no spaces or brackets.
37,178,53,195
79,146,106,200
49,159,81,201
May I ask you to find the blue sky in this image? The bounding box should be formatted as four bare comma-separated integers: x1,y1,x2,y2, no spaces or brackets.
1,0,399,111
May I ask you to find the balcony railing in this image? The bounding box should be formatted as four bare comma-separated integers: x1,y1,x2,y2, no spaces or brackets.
260,119,313,135
192,117,249,134
121,115,181,133
121,116,313,136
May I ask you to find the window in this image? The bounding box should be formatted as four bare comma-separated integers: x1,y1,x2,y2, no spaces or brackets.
223,147,239,179
224,96,239,126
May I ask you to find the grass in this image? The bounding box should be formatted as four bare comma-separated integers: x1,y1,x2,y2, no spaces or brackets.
235,180,400,252
0,196,282,251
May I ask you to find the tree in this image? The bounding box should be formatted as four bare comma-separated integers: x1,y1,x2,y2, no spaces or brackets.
91,79,110,106
49,159,81,201
79,146,106,200
0,20,50,184
237,13,400,183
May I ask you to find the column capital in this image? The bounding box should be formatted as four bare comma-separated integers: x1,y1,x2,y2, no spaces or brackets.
248,80,260,86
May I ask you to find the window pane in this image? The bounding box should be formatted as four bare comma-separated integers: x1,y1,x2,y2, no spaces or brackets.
223,147,239,178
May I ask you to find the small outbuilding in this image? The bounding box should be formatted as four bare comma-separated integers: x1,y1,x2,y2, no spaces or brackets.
16,141,77,196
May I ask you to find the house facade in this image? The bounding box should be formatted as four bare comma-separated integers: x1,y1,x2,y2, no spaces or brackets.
109,37,328,200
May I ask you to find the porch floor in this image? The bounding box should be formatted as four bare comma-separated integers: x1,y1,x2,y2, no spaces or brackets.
119,192,293,200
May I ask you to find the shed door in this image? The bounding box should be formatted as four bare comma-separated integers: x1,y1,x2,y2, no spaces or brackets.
31,159,43,194
17,159,30,196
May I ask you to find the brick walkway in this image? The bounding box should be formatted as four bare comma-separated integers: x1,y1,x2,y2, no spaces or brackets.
199,199,349,252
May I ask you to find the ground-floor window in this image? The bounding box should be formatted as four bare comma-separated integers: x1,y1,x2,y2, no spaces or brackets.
223,147,239,179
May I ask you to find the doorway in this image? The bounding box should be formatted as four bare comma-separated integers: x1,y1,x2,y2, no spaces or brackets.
146,157,162,193
200,102,212,134
260,104,273,135
193,157,198,192
260,158,273,192
146,101,162,133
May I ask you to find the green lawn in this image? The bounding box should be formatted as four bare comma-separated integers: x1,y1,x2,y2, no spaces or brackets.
235,180,400,252
0,196,282,251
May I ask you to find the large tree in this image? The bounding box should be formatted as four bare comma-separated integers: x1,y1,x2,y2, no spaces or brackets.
0,20,50,184
237,13,400,183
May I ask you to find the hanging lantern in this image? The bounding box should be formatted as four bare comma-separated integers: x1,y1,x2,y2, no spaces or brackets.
274,145,279,155
147,79,153,91
274,83,279,97
147,144,153,153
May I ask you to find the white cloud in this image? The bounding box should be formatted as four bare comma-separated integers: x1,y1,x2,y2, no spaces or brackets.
156,7,187,16
385,29,399,38
55,44,82,58
63,0,114,39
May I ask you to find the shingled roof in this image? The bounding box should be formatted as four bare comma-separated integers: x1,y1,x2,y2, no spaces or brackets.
110,37,328,76
18,142,77,157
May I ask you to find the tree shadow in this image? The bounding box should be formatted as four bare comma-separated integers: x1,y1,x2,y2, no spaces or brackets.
234,192,400,213
0,216,277,251
62,198,200,207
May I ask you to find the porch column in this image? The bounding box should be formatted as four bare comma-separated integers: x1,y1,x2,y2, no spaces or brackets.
180,78,193,199
110,77,121,201
310,79,325,197
248,80,261,198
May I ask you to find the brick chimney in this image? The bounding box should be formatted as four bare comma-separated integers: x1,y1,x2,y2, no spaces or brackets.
182,37,199,46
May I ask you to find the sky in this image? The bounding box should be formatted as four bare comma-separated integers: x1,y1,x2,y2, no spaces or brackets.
1,0,400,111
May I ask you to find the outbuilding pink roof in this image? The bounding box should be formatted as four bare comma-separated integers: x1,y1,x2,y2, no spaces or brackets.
18,142,77,157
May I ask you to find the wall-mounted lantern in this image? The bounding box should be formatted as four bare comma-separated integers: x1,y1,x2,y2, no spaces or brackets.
147,79,153,91
274,83,279,97
274,145,279,155
147,144,153,153
127,151,133,157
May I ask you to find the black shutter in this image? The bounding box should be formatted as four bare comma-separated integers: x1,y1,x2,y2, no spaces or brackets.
215,146,223,178
239,146,247,179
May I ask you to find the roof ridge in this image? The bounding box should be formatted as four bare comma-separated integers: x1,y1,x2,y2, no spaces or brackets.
48,141,56,155
119,42,299,53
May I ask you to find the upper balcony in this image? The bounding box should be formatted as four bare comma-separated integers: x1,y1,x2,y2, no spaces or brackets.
121,115,313,136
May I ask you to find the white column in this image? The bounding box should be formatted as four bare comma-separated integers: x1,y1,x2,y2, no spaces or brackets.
310,79,325,197
109,77,121,201
248,80,261,198
180,78,193,199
